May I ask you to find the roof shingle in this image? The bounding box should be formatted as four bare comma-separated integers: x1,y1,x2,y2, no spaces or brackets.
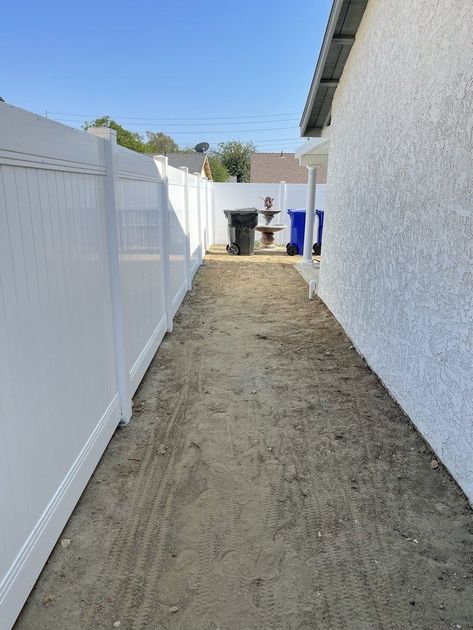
165,152,207,175
250,152,326,184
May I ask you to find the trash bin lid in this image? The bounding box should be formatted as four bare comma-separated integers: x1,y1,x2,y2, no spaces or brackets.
287,208,306,214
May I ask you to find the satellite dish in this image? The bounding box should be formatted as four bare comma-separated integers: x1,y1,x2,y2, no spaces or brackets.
194,142,209,154
0,96,5,103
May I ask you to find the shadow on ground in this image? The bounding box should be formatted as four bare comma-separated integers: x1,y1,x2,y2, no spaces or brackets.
16,247,473,630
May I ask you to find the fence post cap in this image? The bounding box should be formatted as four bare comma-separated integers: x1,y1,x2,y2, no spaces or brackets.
87,126,117,144
153,154,168,177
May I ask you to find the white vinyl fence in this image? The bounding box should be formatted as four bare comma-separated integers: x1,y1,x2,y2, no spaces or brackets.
0,104,210,628
0,103,326,628
212,182,327,245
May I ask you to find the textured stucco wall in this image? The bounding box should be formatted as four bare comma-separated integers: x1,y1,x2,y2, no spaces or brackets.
319,0,473,501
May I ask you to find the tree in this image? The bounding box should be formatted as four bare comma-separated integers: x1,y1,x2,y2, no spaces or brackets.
144,131,179,155
208,154,229,182
215,140,256,182
83,116,146,153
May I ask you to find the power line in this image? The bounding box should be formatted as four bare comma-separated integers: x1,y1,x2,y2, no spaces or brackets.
218,142,301,146
51,119,299,134
186,141,301,147
50,117,303,147
209,145,301,152
46,110,300,121
252,138,302,144
253,145,301,150
51,118,302,145
51,116,299,127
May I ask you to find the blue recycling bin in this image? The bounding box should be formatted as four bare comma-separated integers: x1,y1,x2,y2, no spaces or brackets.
286,209,306,256
286,209,324,256
314,209,324,255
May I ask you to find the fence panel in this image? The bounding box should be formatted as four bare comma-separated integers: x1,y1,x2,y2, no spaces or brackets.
116,147,167,394
0,106,121,629
0,105,206,628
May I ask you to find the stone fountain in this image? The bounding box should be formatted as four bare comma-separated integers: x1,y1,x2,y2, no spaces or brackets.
255,197,285,248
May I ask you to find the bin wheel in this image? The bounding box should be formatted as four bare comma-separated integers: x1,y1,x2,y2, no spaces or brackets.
313,243,321,255
228,243,240,256
286,244,298,256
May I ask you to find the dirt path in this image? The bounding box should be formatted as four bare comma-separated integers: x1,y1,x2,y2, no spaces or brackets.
16,248,473,630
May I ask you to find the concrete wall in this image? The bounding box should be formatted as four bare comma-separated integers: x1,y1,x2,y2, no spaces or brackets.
318,0,473,501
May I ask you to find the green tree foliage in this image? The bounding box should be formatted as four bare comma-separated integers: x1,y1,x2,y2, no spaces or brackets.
208,154,229,182
144,131,179,155
83,116,146,152
215,140,256,182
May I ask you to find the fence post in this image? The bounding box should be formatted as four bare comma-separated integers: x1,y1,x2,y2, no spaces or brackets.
205,178,212,248
201,177,209,254
278,180,287,246
194,172,204,265
179,166,192,290
87,127,131,425
153,155,173,332
279,180,287,212
211,180,216,248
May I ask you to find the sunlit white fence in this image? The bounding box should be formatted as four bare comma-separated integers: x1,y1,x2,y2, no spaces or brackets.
0,104,211,628
0,103,326,628
212,181,326,245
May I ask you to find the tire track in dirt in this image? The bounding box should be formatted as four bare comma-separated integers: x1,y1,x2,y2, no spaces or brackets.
284,340,397,628
120,344,203,628
181,265,256,630
121,407,189,627
82,360,193,625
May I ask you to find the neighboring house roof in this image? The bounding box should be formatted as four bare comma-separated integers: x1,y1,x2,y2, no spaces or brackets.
165,152,212,179
300,0,369,137
250,152,326,184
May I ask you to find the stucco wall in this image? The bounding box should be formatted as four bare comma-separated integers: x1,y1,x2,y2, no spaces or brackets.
318,0,473,501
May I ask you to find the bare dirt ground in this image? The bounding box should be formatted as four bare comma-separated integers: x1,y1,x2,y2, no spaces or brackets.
16,247,473,630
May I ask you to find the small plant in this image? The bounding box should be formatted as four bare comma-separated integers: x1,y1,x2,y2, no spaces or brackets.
260,196,274,210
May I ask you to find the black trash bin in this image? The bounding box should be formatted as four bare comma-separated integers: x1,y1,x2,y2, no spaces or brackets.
223,208,258,255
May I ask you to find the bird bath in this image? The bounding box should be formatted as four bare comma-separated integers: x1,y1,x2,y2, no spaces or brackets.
255,209,285,248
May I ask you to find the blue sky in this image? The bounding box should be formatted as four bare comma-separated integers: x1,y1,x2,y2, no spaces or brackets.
1,0,332,152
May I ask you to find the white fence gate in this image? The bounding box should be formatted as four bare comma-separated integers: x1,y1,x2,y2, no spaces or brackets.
0,104,210,629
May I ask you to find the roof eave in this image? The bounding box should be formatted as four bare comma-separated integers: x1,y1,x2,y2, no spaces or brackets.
300,0,369,138
300,0,346,137
305,127,325,138
295,137,330,167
